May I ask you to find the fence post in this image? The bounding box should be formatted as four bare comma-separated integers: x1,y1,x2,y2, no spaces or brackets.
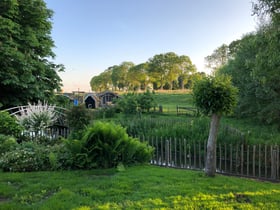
165,139,169,167
241,144,244,175
271,146,277,180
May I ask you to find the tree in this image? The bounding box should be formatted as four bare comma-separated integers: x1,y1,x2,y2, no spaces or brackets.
193,75,238,176
177,55,197,89
90,68,112,92
148,52,180,90
127,63,149,91
0,0,63,108
111,62,134,91
205,44,229,74
218,0,280,125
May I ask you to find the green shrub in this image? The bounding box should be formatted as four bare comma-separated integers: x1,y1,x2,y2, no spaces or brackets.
0,111,23,137
81,121,153,169
66,105,92,139
116,93,139,114
0,142,50,172
137,90,156,112
0,134,18,155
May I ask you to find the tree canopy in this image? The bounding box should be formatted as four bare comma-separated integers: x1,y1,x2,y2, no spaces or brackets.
0,0,63,108
90,52,198,92
216,0,280,125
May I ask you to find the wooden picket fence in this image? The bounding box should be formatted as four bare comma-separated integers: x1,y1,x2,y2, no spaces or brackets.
143,137,280,181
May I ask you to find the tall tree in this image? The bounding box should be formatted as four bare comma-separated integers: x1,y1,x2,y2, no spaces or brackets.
205,44,229,74
111,62,134,91
219,0,280,125
0,0,63,108
127,63,149,91
148,52,181,90
177,55,197,89
193,76,238,176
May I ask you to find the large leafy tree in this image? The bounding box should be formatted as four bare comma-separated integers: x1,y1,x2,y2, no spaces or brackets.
127,63,149,91
219,0,280,125
111,62,134,91
148,52,180,90
0,0,63,108
193,76,238,176
205,44,229,74
90,68,112,92
177,55,197,89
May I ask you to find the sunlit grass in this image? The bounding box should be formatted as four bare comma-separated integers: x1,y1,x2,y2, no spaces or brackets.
0,165,279,209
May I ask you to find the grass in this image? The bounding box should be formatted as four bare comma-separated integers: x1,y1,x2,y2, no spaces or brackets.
151,91,280,144
0,165,279,209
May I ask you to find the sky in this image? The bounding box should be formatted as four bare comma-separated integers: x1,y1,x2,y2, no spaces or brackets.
45,0,258,92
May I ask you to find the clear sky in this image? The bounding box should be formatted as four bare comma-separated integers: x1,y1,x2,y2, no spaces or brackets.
45,0,258,92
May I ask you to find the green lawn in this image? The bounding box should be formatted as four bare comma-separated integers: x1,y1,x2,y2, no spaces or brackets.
1,165,279,209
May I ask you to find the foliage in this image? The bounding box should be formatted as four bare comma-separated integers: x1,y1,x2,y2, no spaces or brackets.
137,90,156,112
0,166,279,209
81,121,153,168
0,0,63,108
66,105,91,139
93,106,116,119
220,26,280,125
116,92,139,114
205,44,230,74
0,134,18,155
116,91,156,114
90,52,197,92
192,75,238,116
15,101,57,136
0,141,50,172
0,111,23,136
111,62,134,90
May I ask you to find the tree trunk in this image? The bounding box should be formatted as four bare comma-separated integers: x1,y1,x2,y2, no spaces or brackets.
205,113,221,177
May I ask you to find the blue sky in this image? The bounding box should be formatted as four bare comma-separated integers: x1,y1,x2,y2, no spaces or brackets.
45,0,257,92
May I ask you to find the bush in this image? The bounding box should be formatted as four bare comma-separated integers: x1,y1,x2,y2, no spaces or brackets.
66,105,92,139
0,134,18,155
0,111,23,137
81,121,153,169
0,142,50,172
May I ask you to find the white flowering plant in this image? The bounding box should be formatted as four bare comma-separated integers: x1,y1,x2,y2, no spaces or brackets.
16,101,58,136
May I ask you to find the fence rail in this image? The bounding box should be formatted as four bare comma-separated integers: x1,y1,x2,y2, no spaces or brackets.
143,137,280,181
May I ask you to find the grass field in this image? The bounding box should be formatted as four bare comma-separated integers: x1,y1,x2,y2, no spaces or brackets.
0,165,280,209
151,91,280,144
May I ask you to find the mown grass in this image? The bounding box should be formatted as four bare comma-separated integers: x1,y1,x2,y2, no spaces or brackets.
0,165,279,210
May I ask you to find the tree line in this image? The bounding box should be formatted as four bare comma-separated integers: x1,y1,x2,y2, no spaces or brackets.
205,0,280,126
90,52,205,92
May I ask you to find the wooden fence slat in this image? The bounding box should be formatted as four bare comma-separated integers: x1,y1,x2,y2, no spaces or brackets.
253,145,256,177
230,144,233,173
224,144,227,172
241,144,244,175
265,145,267,178
259,144,261,178
184,139,187,168
247,145,250,176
